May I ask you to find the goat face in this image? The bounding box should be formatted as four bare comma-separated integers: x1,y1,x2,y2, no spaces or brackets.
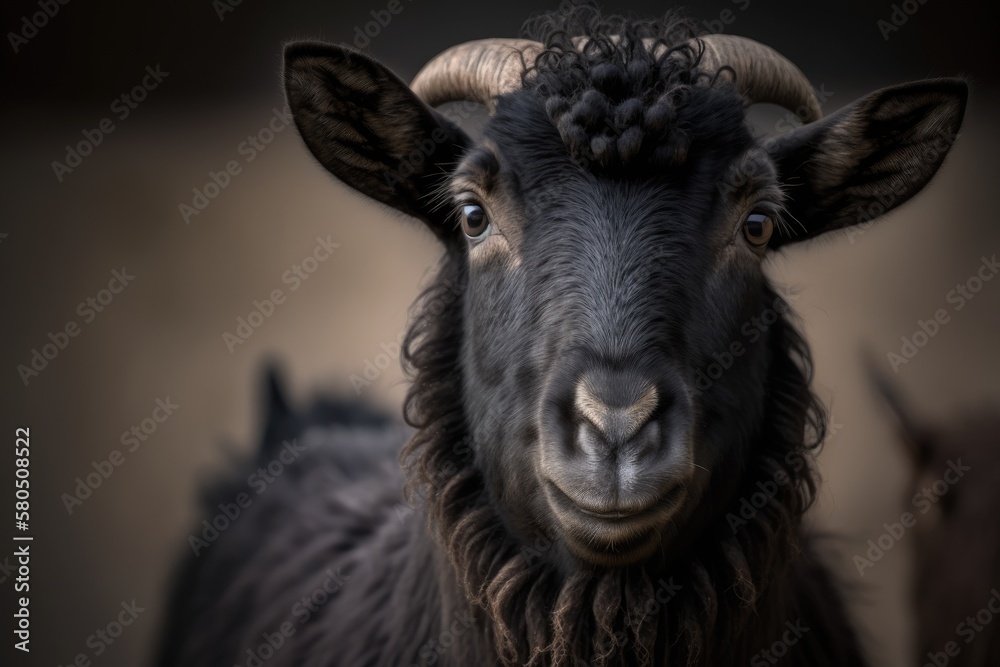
284,29,966,567
451,89,780,566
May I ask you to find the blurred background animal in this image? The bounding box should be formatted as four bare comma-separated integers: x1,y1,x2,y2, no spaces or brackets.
867,358,1000,666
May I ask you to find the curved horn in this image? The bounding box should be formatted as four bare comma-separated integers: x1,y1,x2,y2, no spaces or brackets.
411,38,543,110
412,34,820,122
692,34,821,121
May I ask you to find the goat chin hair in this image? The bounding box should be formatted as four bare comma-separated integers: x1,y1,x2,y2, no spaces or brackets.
400,252,827,666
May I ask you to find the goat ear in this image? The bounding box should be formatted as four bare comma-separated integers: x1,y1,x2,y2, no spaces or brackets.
284,42,470,238
765,79,967,247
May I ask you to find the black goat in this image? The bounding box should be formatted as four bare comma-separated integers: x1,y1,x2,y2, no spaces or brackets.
160,5,966,666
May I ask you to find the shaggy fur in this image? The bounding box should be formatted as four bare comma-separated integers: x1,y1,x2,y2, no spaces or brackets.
400,262,856,665
160,3,967,666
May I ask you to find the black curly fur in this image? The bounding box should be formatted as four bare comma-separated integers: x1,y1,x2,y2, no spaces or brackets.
520,5,745,173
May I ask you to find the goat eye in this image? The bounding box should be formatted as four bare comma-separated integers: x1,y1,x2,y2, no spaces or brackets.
460,204,491,239
742,212,774,247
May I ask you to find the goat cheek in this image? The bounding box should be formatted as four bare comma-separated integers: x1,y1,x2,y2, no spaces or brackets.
464,291,514,389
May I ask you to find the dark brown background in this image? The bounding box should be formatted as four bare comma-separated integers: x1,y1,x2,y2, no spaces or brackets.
1,1,998,665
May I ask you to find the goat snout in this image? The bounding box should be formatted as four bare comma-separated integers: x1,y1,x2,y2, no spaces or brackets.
538,363,696,564
574,379,658,445
569,369,669,467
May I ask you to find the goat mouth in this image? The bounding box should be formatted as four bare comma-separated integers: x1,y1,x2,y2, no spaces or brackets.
543,479,686,565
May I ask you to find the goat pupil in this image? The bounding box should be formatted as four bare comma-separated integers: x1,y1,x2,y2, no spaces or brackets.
463,205,488,236
744,213,773,245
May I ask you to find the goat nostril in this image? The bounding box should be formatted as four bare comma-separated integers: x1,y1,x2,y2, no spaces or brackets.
573,380,658,444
